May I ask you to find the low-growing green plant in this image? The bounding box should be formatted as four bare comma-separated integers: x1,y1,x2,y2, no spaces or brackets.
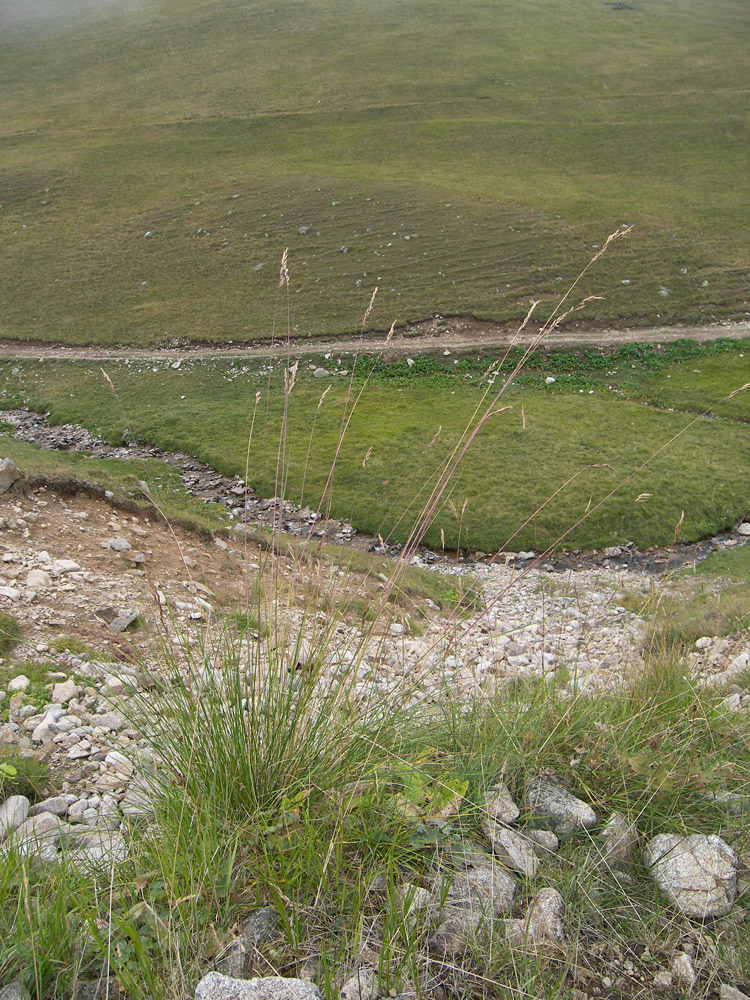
227,610,269,637
0,750,53,801
0,661,60,721
49,635,95,657
0,613,21,657
0,761,18,796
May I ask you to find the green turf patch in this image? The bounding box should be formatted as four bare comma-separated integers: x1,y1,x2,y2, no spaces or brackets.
5,350,750,552
0,614,21,657
635,350,750,420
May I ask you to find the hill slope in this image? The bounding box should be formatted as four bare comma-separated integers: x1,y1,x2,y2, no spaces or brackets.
1,0,748,345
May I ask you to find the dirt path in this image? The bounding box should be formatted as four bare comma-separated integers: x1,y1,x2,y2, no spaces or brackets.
0,318,747,362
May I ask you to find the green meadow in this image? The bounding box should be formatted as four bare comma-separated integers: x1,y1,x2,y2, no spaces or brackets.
1,0,748,346
4,339,750,552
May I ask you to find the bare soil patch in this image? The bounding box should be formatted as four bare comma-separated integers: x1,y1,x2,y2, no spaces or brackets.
0,485,250,662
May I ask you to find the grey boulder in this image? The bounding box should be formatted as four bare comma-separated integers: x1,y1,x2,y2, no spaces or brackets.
0,980,31,1000
483,781,520,824
720,987,750,1000
505,887,565,945
599,812,638,867
428,858,518,955
0,458,20,494
0,795,30,840
195,974,320,1000
66,830,129,870
481,818,539,878
644,833,737,918
29,795,72,818
524,778,597,836
340,967,377,1000
3,812,68,861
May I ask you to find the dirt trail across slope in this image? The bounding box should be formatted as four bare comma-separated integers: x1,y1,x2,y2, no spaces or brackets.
0,318,748,362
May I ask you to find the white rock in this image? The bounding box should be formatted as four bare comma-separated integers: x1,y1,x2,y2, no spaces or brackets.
0,587,21,601
51,679,78,704
0,458,20,494
428,858,517,956
481,819,539,878
31,711,74,745
119,774,155,819
67,800,88,820
29,795,71,818
105,750,134,777
4,812,68,860
0,794,30,840
0,979,31,1000
526,829,559,855
48,559,80,578
737,522,750,536
89,712,126,731
7,675,30,693
67,829,128,869
720,693,748,713
340,968,376,1000
100,674,127,695
720,987,750,1000
26,569,52,589
670,952,697,991
195,974,321,1000
484,781,520,824
702,651,750,688
525,778,597,836
644,833,737,918
505,887,565,945
599,812,638,866
653,970,673,991
729,650,750,674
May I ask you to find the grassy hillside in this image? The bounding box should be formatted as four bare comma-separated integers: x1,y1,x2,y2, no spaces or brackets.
1,0,748,345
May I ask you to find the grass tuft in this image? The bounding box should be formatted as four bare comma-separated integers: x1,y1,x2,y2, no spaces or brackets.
0,613,21,657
